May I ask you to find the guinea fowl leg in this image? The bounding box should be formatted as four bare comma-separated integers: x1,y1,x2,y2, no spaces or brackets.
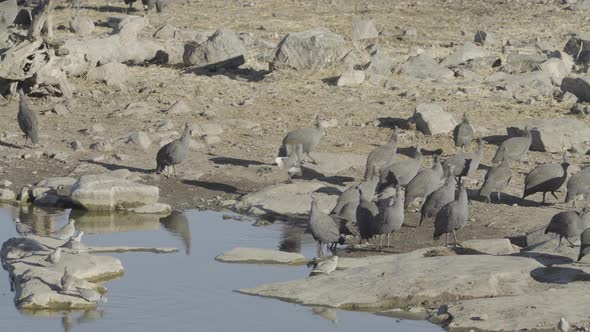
452,230,462,247
445,233,449,247
558,236,562,248
379,235,383,248
386,233,391,247
307,152,318,165
566,237,575,247
316,241,322,258
551,191,559,201
496,192,501,203
173,165,178,177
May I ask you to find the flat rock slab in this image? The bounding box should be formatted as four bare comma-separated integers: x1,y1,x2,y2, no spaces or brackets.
300,152,365,178
413,103,457,135
215,247,308,265
234,181,339,219
508,117,590,152
447,284,590,331
2,236,124,310
460,239,519,255
239,253,543,310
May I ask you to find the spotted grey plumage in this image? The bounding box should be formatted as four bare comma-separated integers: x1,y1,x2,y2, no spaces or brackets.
308,256,338,276
492,129,532,163
433,182,468,247
479,159,512,203
379,146,423,188
545,208,590,247
375,186,404,247
364,128,399,180
45,247,61,265
308,197,342,257
156,123,193,177
523,154,569,204
404,155,444,209
56,219,76,240
420,165,455,227
453,112,474,149
356,188,379,243
565,166,590,207
17,90,39,146
578,227,590,261
443,139,483,182
278,114,326,165
275,143,302,183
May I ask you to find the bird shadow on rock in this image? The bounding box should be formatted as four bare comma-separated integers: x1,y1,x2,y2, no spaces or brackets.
529,266,590,284
469,190,540,207
321,76,339,86
0,140,23,149
397,146,443,157
66,5,128,13
376,117,411,130
181,180,242,194
82,160,153,174
183,66,270,83
313,186,343,196
512,251,574,266
300,168,355,186
209,156,268,167
481,134,509,146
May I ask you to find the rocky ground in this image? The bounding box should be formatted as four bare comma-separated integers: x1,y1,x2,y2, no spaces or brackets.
2,0,590,330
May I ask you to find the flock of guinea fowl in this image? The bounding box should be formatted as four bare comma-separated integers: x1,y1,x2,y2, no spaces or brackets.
275,113,590,262
13,85,590,264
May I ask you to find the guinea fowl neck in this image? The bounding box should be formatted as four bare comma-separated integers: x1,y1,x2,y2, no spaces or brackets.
180,126,192,144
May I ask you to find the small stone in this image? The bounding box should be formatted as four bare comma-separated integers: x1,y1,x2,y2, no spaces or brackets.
165,100,191,115
156,120,175,131
90,124,105,134
126,132,151,150
204,135,222,145
52,104,69,115
90,141,113,152
402,27,418,39
69,16,94,36
70,140,84,151
0,179,12,188
412,103,457,135
337,69,365,86
0,188,16,201
114,154,128,161
474,30,497,46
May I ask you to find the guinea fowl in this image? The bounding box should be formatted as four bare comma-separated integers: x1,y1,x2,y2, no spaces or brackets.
578,227,590,261
275,143,302,183
479,159,512,203
420,165,455,226
156,124,193,177
492,129,532,163
142,0,170,12
566,166,590,207
433,182,468,247
453,113,474,149
404,156,444,209
308,197,343,257
443,139,483,182
356,188,379,244
375,186,404,247
545,208,590,247
278,114,327,165
331,186,360,216
17,90,39,146
379,146,423,188
364,128,399,180
523,153,570,204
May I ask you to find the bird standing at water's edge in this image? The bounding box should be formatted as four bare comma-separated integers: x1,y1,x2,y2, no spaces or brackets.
156,123,193,178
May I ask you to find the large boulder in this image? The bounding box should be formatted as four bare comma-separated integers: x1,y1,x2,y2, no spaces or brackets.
399,53,454,81
561,76,590,102
239,252,544,309
183,28,246,70
233,182,339,219
271,28,350,71
440,42,488,67
70,174,160,210
507,117,590,152
539,58,568,85
412,103,457,136
364,47,395,84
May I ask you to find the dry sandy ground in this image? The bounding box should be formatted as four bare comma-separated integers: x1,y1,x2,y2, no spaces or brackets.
0,0,588,252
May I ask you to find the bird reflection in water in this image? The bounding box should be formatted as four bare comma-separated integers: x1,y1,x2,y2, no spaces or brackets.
160,210,191,255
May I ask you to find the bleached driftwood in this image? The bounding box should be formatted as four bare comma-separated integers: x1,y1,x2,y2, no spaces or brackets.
27,0,56,40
